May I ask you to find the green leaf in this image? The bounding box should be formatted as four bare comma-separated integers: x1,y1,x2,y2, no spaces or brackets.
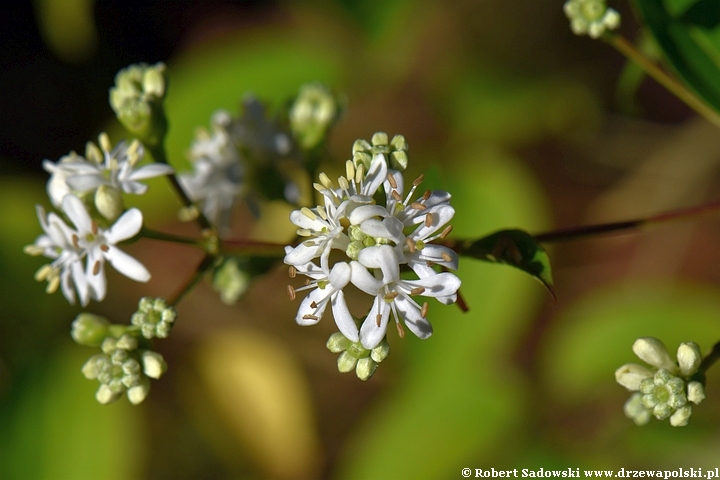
461,229,555,300
631,0,720,112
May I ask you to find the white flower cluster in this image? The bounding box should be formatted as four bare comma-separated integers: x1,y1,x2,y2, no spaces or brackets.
284,133,461,349
25,133,173,306
615,337,707,427
564,0,620,39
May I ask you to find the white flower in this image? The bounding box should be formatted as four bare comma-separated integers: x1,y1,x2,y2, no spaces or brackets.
179,111,245,231
43,133,172,203
352,245,461,349
25,204,89,305
286,248,357,342
284,200,350,269
563,0,620,39
61,194,150,303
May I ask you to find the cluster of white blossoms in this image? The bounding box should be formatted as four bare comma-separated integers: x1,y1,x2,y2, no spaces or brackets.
616,337,707,427
563,0,620,39
284,133,461,352
25,133,173,306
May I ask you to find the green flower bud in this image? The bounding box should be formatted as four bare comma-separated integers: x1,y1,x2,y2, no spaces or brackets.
355,357,377,381
677,342,702,377
71,313,110,347
131,296,177,339
109,62,168,147
141,350,167,379
96,384,123,405
126,377,151,405
623,392,652,426
633,337,677,373
326,332,352,353
353,132,409,171
212,257,251,305
289,83,339,150
669,406,692,427
337,351,358,373
370,339,390,363
687,381,706,405
94,184,124,221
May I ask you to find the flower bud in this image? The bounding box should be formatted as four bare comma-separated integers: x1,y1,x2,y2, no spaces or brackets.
95,184,124,221
632,337,677,372
96,384,122,405
677,342,702,376
669,406,692,427
355,357,377,381
615,363,653,391
327,332,352,353
289,83,339,150
337,351,358,373
687,381,706,405
141,350,167,379
71,313,110,347
126,378,151,405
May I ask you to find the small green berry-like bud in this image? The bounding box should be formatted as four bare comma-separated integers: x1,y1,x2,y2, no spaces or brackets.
370,339,390,363
337,351,358,373
212,257,251,305
109,62,168,147
615,363,653,391
355,357,377,381
131,296,177,339
327,332,353,353
687,381,706,405
96,384,123,405
624,392,652,426
116,333,138,351
126,377,151,405
141,350,167,379
677,342,702,377
669,405,692,427
95,184,125,221
289,83,339,150
71,313,110,347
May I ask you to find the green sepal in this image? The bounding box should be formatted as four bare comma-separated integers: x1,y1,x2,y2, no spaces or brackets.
461,229,555,301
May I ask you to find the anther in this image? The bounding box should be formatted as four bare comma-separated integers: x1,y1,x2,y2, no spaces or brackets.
406,238,416,253
93,261,101,275
287,285,296,300
441,252,453,262
386,173,398,189
412,173,424,187
91,220,98,235
72,234,80,249
310,301,318,309
100,244,109,252
47,276,60,294
305,278,312,286
376,314,382,327
422,190,431,200
319,172,334,189
346,160,356,181
296,228,312,237
410,287,425,295
392,191,403,202
383,291,399,302
288,266,297,278
300,207,317,221
440,225,453,239
303,314,319,321
355,163,365,184
338,176,350,191
421,302,429,318
425,212,434,227
396,321,405,339
411,202,427,210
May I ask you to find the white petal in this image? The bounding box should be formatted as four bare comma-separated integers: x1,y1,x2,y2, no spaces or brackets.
403,272,461,298
362,154,388,196
62,194,92,233
86,253,106,301
357,245,399,283
104,246,151,282
410,244,458,270
347,205,388,225
360,296,390,349
296,288,329,325
284,242,319,266
71,259,90,307
360,217,404,244
410,205,455,240
105,208,143,243
289,209,326,230
331,290,358,342
128,163,174,180
394,295,433,339
120,181,149,195
60,266,76,305
66,174,105,192
328,262,351,289
350,261,382,295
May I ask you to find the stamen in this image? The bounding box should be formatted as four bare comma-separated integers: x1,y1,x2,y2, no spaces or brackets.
296,228,312,237
287,285,296,300
412,173,424,187
355,163,365,184
35,264,52,281
310,301,318,309
411,202,427,210
300,207,317,221
376,314,382,327
319,172,334,189
426,260,436,267
92,261,101,275
338,176,350,192
421,302,429,318
410,287,425,295
91,220,98,235
392,191,403,202
441,252,453,262
406,238,416,253
72,234,80,249
305,278,312,286
346,160,355,181
396,321,405,339
313,183,326,192
288,266,297,278
303,314,319,321
386,173,398,189
100,244,109,252
422,190,431,200
425,212,434,227
383,291,399,302
46,276,60,294
316,208,328,220
23,245,44,256
440,225,453,238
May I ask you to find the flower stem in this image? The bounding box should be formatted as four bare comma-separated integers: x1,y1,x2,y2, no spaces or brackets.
606,34,720,130
148,141,216,232
139,227,204,248
221,238,287,257
699,341,720,374
534,199,720,243
168,254,217,306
